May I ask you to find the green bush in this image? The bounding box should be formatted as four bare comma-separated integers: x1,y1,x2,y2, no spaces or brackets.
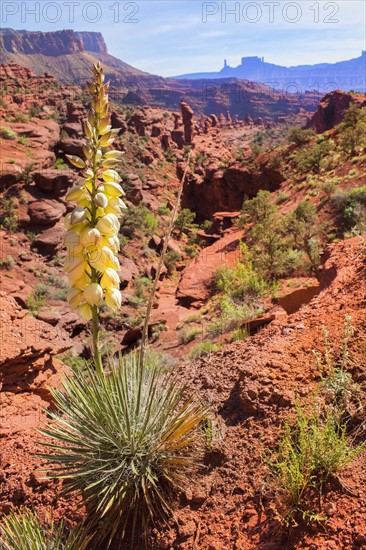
0,509,89,550
120,204,158,237
174,208,198,238
0,197,19,232
320,177,340,199
287,201,325,277
189,341,220,359
27,283,53,314
0,255,15,270
338,104,366,155
340,185,366,230
288,126,315,145
0,126,17,140
11,113,30,123
164,250,181,274
39,354,203,546
240,192,299,279
270,402,363,523
293,140,333,174
215,249,269,301
178,326,202,344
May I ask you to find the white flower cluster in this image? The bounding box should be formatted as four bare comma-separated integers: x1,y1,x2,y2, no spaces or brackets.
63,63,126,321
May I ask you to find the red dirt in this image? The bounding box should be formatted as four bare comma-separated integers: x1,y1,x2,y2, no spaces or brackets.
1,236,365,549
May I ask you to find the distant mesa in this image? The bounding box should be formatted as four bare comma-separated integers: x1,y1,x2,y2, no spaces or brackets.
173,52,366,93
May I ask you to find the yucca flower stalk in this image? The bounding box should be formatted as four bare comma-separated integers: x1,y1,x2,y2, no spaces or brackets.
64,62,126,375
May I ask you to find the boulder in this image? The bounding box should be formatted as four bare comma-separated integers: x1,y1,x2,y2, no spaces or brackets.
28,200,66,226
125,174,143,205
34,169,74,193
0,164,22,190
33,220,64,254
61,122,83,138
58,138,84,158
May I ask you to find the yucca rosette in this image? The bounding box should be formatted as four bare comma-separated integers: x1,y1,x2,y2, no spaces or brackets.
63,62,126,322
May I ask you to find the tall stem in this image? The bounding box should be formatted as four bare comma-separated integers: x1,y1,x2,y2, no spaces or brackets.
92,304,103,376
139,151,192,370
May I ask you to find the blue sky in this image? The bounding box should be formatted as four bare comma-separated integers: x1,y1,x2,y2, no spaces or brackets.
2,1,365,76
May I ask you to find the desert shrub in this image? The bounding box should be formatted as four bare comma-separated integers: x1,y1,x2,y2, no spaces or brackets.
276,191,290,204
341,185,366,230
320,177,340,199
54,158,68,170
178,326,202,344
293,140,333,174
287,201,325,277
217,295,260,334
18,136,29,146
189,341,220,359
215,250,268,302
0,197,18,232
0,255,15,270
39,354,203,546
270,402,363,523
120,204,157,237
183,312,202,324
0,509,89,550
231,326,249,342
338,104,366,155
27,283,53,314
130,276,152,308
184,244,199,258
11,113,30,123
164,250,181,274
240,193,300,279
0,126,17,140
157,203,171,216
174,208,198,238
288,126,315,145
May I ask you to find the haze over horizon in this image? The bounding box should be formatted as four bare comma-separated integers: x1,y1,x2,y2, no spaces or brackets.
1,0,365,76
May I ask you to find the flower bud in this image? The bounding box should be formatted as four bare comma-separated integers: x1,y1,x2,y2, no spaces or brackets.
83,283,104,306
94,192,108,208
70,207,87,226
102,170,121,184
80,228,102,248
100,267,120,290
97,214,120,236
105,288,122,311
103,181,124,198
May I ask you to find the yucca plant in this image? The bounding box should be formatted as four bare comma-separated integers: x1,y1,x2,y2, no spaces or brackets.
0,509,89,550
39,353,204,547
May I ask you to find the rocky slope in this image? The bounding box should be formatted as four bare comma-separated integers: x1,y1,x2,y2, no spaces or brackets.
0,65,365,548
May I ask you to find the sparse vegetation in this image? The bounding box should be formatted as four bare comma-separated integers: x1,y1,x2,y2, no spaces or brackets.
189,341,220,359
178,326,202,344
0,197,19,232
270,402,362,524
174,208,198,238
0,126,17,140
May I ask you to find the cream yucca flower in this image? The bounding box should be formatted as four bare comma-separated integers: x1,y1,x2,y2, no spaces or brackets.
63,62,126,329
